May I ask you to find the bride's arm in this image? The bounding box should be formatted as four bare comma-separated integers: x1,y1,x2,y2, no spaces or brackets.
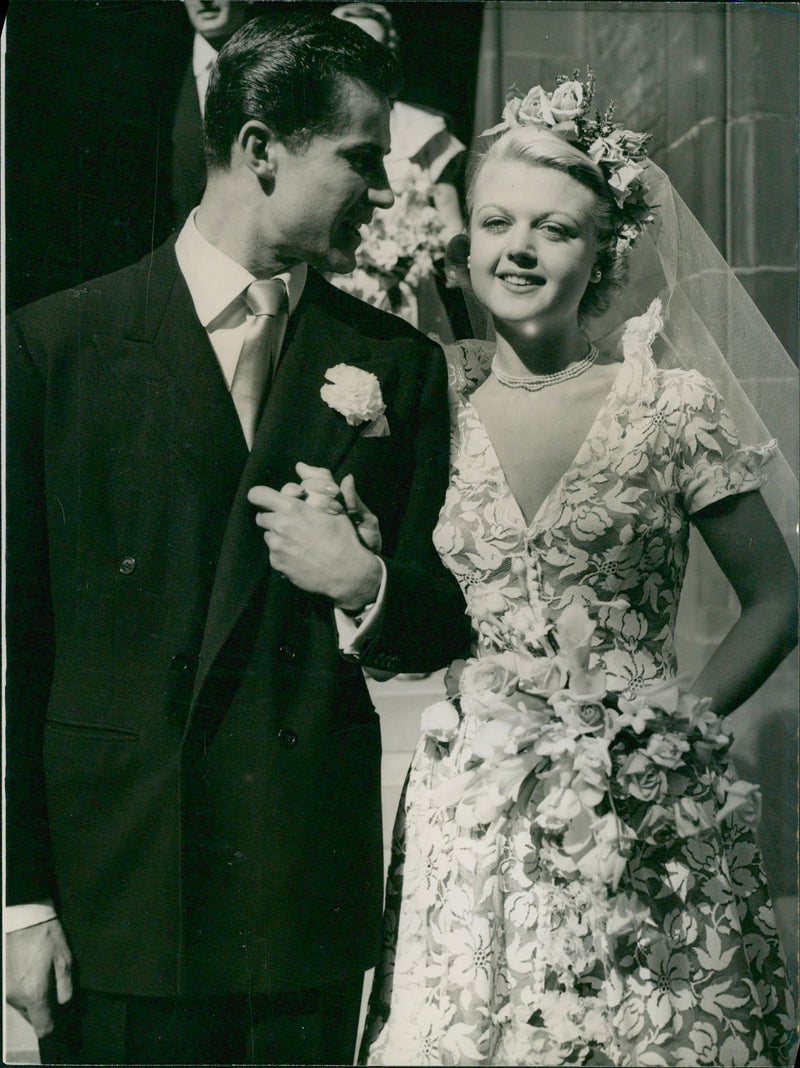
690,490,797,718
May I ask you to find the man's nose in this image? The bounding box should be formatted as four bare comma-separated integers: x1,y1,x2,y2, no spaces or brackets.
369,170,395,209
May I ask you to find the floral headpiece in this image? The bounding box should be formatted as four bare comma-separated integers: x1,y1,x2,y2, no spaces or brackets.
481,71,656,258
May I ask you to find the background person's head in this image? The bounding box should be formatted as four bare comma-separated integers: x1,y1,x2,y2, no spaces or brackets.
204,10,401,169
466,127,626,323
183,0,255,46
331,3,400,55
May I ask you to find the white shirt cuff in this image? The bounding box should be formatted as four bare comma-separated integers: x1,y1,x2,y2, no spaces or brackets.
334,557,387,656
5,901,57,932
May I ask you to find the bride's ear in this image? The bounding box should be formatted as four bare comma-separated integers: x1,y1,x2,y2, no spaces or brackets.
445,233,471,287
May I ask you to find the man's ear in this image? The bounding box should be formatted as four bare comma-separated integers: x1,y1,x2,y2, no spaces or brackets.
237,120,277,180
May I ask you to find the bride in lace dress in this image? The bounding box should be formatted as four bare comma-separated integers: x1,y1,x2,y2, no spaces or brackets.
295,80,798,1066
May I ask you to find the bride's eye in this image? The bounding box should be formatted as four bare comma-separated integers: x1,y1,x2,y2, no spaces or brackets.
480,216,510,231
539,223,568,239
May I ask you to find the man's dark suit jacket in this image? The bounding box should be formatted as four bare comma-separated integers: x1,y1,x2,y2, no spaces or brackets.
6,235,469,999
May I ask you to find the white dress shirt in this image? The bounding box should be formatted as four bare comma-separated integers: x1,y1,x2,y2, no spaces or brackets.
192,32,219,118
175,208,306,381
176,210,386,646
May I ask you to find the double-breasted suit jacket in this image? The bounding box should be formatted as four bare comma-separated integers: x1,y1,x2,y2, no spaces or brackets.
6,234,469,998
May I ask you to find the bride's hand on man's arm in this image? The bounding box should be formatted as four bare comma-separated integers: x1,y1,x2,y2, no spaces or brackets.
281,463,382,553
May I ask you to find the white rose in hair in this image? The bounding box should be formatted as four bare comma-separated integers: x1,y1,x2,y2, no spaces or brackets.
549,81,584,122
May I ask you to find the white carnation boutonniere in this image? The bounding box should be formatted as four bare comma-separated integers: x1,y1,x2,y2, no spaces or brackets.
321,364,390,437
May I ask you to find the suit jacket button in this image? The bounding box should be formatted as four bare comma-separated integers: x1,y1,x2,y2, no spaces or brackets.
278,644,297,662
119,556,136,575
278,728,298,748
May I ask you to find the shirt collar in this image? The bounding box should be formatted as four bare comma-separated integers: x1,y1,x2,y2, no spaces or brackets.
175,209,308,328
192,33,219,78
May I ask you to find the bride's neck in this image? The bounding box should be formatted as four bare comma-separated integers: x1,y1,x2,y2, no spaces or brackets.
492,320,589,376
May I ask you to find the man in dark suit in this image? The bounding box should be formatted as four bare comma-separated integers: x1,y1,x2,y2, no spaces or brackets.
5,12,467,1064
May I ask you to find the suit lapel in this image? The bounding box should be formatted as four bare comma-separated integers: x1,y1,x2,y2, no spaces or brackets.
101,242,248,500
192,272,390,701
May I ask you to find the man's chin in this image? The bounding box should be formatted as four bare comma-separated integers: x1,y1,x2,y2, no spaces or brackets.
324,249,358,276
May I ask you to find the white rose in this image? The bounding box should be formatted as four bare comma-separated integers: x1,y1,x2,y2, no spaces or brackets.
460,652,520,698
549,81,584,122
716,780,762,828
644,731,691,769
517,655,568,694
607,160,644,203
517,85,554,126
320,364,386,425
420,699,460,742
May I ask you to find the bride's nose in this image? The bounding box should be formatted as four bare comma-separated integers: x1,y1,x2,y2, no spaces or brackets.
506,227,537,265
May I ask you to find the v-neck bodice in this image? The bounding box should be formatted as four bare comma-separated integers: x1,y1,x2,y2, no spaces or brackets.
464,357,624,533
433,301,776,696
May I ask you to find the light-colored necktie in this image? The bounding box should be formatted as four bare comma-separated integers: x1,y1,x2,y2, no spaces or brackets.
230,278,288,448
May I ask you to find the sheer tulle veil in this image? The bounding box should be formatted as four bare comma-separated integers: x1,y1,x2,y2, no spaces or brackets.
588,161,798,564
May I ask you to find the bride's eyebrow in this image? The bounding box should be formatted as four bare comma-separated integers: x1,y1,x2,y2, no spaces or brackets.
475,203,582,225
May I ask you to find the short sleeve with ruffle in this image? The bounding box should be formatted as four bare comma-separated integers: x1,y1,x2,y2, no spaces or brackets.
674,370,777,514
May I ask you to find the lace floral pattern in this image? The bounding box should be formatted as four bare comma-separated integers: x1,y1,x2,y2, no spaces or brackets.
438,301,776,699
360,302,794,1066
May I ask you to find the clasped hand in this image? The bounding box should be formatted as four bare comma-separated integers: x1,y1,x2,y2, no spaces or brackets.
247,463,382,612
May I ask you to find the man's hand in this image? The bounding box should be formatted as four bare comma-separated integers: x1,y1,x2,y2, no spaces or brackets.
248,481,382,611
6,919,73,1037
281,464,382,553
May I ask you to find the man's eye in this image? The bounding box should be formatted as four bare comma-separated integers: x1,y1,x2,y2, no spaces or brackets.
350,153,382,179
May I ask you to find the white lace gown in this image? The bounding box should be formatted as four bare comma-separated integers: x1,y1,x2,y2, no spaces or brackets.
360,306,795,1066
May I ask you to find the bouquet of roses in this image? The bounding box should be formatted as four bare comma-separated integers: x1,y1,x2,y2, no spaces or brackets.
331,164,448,315
422,562,761,896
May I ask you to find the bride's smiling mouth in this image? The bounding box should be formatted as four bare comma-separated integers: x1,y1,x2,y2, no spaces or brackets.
496,272,546,289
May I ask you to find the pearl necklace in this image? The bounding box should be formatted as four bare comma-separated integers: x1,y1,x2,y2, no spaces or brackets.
491,344,599,392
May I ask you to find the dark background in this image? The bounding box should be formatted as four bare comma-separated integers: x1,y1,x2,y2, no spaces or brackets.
4,0,484,311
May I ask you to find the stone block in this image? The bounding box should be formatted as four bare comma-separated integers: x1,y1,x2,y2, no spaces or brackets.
736,269,799,361
664,117,727,253
729,116,798,270
665,6,726,141
728,4,800,118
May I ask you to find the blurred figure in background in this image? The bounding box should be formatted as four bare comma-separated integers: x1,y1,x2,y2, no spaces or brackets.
171,0,258,222
331,2,471,341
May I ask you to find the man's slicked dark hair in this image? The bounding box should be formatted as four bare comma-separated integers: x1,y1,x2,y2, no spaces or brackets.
204,10,401,168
